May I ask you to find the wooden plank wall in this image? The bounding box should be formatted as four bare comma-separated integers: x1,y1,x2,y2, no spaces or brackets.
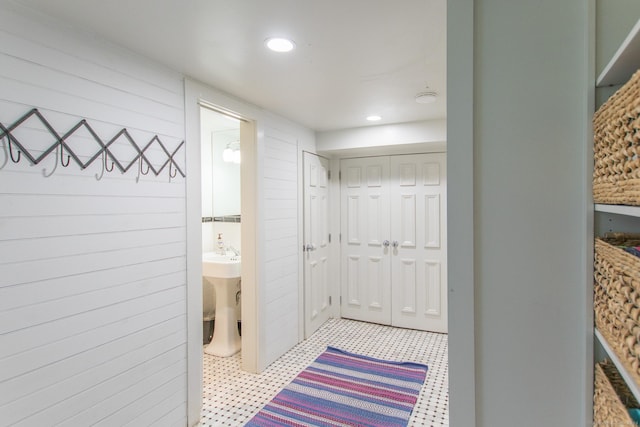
261,127,300,366
0,6,187,427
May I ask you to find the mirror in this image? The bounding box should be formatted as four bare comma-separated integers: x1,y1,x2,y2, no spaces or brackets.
201,109,241,220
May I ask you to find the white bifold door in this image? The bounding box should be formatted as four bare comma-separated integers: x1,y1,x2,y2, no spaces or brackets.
303,152,331,338
340,153,447,333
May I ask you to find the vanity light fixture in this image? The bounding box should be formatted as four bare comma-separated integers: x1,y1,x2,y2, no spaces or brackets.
265,37,295,53
366,115,382,122
223,141,241,164
223,145,234,163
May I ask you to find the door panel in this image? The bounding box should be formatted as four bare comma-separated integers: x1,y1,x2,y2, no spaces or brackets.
346,255,361,306
304,153,331,338
367,255,385,308
398,257,417,314
347,195,362,244
340,157,391,325
425,194,441,248
424,260,442,317
399,194,417,247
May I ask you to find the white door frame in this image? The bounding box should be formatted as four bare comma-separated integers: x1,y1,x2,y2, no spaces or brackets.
447,2,476,426
184,79,261,425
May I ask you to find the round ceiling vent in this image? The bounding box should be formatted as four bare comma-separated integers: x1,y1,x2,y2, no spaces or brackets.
415,91,437,104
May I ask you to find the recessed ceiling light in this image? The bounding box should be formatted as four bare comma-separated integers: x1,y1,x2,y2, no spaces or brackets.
265,37,295,53
415,91,437,104
366,115,382,122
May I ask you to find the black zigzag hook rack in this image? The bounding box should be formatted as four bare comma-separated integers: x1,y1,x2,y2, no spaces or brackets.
0,108,186,178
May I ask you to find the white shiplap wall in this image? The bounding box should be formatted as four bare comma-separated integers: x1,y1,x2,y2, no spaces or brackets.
0,6,187,427
261,126,299,366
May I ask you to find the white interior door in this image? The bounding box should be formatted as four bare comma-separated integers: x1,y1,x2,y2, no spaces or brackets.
303,152,331,338
390,153,447,332
340,157,392,325
339,154,447,333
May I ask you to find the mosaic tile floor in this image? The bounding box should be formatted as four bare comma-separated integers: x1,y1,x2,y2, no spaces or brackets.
200,318,448,426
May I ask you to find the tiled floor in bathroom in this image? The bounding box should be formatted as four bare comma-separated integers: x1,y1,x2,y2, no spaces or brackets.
199,318,449,427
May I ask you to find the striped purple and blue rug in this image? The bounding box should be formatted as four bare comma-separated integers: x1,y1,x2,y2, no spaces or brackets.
245,346,428,427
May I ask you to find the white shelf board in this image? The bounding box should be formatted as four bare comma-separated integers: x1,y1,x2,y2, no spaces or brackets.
595,328,640,402
595,204,640,217
597,18,640,87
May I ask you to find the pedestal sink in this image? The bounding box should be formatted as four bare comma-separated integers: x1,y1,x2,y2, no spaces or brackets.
202,251,241,357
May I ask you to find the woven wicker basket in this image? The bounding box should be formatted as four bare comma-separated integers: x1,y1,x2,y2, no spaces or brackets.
594,360,639,426
593,69,640,205
595,233,640,388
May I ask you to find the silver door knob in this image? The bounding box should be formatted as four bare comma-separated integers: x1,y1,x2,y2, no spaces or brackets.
382,240,390,247
305,244,316,252
392,240,399,248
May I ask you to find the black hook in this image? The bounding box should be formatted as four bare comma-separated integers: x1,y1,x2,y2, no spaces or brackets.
167,140,185,178
60,143,71,167
8,139,21,163
104,152,115,172
139,156,150,175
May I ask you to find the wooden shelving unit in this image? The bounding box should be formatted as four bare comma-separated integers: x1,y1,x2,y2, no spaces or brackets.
594,16,640,416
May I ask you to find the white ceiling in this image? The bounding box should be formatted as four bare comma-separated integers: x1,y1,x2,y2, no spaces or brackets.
14,0,446,132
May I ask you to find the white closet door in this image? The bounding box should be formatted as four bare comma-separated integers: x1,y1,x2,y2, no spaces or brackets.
390,153,447,333
303,153,332,338
340,157,392,325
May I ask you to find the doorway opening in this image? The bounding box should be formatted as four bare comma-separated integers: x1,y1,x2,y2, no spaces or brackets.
184,85,261,424
200,107,242,356
195,100,258,373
